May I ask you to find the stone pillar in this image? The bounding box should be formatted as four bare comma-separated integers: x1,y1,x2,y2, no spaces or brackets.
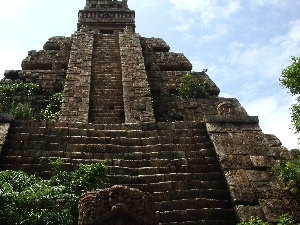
119,28,155,123
204,102,300,223
59,31,94,123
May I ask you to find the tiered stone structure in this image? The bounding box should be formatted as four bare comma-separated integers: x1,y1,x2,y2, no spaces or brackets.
1,0,299,224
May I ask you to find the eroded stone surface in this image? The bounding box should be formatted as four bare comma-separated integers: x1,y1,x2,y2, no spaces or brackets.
78,185,156,225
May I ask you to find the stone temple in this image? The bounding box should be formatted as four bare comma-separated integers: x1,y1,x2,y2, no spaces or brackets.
1,0,300,224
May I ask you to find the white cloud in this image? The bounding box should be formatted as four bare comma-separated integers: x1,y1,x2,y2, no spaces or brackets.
287,20,300,43
0,46,23,79
250,0,281,7
198,24,228,42
228,19,300,80
128,0,158,10
0,0,33,17
174,22,193,32
169,0,240,26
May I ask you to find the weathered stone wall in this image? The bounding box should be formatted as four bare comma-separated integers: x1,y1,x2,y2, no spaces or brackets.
205,114,300,224
147,71,220,97
140,37,221,122
22,36,71,70
3,70,66,94
140,37,170,52
119,28,155,123
153,97,246,122
59,31,94,123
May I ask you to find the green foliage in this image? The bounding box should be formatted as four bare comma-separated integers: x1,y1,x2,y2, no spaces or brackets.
176,73,210,98
49,158,109,196
41,92,62,121
275,154,300,197
238,216,269,225
237,214,294,225
280,56,300,132
280,56,300,95
291,149,300,159
0,159,109,225
277,214,294,225
0,83,41,120
0,83,42,98
290,99,300,132
8,102,33,120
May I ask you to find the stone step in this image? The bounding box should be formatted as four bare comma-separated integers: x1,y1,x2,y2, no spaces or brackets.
89,33,124,124
8,121,206,132
158,209,236,223
106,157,219,168
109,172,225,184
153,189,232,202
156,198,233,211
158,220,236,225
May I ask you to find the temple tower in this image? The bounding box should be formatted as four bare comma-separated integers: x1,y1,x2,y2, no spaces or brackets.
59,0,155,123
1,0,299,224
78,0,135,33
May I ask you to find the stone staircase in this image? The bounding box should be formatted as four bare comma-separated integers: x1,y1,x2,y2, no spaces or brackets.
0,121,237,224
89,33,124,124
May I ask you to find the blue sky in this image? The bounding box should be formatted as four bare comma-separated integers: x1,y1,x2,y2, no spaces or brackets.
0,0,300,149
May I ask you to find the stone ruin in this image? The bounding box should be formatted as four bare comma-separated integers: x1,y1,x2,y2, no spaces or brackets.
78,185,156,225
1,0,300,224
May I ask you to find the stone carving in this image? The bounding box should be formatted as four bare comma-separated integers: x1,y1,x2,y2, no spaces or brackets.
78,185,156,225
123,25,133,33
217,102,236,115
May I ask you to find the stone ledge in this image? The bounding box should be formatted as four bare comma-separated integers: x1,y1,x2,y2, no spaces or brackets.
204,115,259,124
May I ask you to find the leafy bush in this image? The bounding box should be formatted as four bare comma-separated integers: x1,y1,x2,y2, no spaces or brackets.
280,56,300,96
0,159,109,225
176,73,210,98
8,102,33,120
49,158,109,196
0,83,41,120
291,149,300,159
238,216,269,225
279,56,300,132
238,214,294,225
41,92,62,121
277,214,294,225
0,83,42,98
275,149,300,197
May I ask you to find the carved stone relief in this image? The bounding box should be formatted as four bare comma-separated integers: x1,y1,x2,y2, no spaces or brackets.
78,185,156,225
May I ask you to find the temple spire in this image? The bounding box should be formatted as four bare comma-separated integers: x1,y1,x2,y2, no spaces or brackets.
78,0,135,33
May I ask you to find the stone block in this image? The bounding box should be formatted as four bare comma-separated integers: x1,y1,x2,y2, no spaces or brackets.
235,205,265,222
250,155,275,168
259,199,300,223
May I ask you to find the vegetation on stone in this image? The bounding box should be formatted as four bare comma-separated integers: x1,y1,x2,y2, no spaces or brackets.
0,82,40,120
0,159,109,225
0,81,63,121
274,149,300,197
41,92,62,121
237,214,294,225
176,73,210,98
280,56,300,132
